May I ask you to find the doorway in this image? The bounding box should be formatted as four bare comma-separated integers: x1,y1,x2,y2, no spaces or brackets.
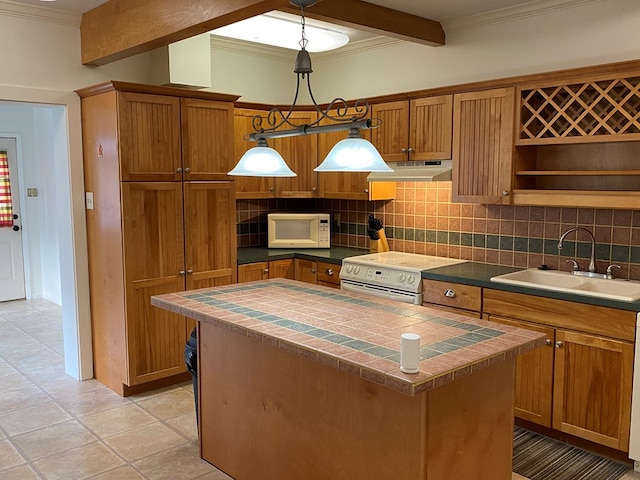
0,137,26,301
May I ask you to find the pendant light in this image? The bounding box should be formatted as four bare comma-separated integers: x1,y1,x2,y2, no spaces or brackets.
228,0,392,177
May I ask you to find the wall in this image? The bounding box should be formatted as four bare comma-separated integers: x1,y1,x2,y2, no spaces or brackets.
236,185,640,281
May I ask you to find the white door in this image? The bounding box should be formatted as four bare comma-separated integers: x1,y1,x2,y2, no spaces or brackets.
0,138,25,301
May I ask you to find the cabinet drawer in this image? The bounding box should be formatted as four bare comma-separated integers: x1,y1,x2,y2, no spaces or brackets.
317,262,341,286
422,279,481,312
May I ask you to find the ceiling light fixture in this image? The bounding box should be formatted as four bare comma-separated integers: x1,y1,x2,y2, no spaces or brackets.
228,0,392,178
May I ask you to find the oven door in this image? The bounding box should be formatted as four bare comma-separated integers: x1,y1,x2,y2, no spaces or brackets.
341,279,422,305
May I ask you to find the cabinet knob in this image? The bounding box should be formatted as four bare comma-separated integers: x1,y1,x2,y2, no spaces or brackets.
555,341,563,348
176,167,183,173
444,289,456,298
401,148,408,154
364,189,369,193
263,269,269,273
312,186,317,191
270,187,274,192
407,147,414,153
179,270,186,276
187,269,193,274
184,167,191,173
545,339,552,346
502,190,510,196
326,268,334,276
311,269,316,274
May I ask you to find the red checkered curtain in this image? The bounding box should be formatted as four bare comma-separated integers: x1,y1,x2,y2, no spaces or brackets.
0,151,13,228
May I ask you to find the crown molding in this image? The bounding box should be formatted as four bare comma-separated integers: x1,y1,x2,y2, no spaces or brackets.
210,36,294,63
0,0,80,26
443,0,605,32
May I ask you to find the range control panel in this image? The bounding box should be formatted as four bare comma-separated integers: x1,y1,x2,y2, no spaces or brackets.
340,263,422,293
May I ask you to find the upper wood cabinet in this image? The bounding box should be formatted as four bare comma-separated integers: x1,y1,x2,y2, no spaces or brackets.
116,90,235,182
452,87,515,204
181,98,235,180
273,110,319,198
512,72,640,209
233,108,275,199
317,106,396,201
371,96,453,162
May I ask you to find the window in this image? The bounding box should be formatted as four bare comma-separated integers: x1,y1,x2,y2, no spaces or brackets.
0,151,13,227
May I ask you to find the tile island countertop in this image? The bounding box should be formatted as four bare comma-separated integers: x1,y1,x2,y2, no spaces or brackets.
152,278,546,396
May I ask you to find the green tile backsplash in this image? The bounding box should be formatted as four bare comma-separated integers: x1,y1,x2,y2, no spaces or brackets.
236,182,640,280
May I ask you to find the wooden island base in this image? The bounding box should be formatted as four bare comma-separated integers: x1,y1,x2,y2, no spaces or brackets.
199,321,516,480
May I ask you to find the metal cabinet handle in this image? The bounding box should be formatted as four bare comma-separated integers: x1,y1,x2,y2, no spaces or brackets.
263,269,269,273
364,189,369,194
326,268,334,276
179,270,186,276
311,269,316,274
184,167,191,173
545,339,552,346
407,147,414,153
312,186,317,191
401,148,408,154
444,289,456,298
187,269,193,274
555,341,563,348
176,167,183,173
502,190,510,196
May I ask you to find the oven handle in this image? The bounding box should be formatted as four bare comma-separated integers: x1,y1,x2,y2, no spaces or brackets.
340,280,422,305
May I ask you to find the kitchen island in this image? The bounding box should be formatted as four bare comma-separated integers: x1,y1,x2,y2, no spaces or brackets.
152,279,546,480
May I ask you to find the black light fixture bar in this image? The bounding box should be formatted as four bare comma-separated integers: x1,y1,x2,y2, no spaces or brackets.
249,119,372,142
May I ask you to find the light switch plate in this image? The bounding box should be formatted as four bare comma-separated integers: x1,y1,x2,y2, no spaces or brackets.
27,188,38,197
85,192,94,210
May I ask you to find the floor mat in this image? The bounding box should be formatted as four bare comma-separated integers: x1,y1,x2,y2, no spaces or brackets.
512,427,630,480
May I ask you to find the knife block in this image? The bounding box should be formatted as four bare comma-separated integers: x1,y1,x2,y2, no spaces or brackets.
370,229,390,253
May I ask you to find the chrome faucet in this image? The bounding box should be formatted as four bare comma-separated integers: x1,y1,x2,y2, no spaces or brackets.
558,227,596,273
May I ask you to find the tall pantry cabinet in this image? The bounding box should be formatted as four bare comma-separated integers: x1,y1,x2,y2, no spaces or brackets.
77,81,239,396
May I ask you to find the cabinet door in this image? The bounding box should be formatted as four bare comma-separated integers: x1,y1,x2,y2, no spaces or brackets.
452,87,515,204
269,259,294,279
238,262,269,283
410,96,453,161
370,101,409,162
181,99,235,180
184,182,237,290
121,182,186,385
487,315,555,427
316,262,340,288
233,108,275,199
552,330,634,451
274,111,319,197
118,92,182,181
294,258,317,284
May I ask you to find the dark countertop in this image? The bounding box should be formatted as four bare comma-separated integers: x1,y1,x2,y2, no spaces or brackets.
238,248,640,312
422,262,640,312
237,246,368,265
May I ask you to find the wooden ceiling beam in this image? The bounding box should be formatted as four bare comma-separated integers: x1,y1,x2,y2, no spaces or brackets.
80,0,445,66
282,0,445,47
80,0,290,66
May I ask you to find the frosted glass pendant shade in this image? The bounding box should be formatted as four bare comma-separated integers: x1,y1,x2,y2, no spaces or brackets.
228,139,296,177
314,130,393,172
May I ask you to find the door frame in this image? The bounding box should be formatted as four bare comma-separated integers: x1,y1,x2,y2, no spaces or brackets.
0,135,30,300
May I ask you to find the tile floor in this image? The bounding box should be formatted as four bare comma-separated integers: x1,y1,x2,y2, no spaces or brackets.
0,298,638,480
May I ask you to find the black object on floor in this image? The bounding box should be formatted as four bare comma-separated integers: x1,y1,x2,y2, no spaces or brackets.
185,328,198,426
512,427,630,480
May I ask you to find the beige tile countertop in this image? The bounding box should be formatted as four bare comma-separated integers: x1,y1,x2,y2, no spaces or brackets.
151,278,546,396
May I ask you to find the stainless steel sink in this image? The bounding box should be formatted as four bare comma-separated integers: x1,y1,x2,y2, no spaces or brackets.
490,268,640,302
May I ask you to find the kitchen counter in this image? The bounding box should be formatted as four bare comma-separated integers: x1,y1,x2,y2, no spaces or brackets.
422,261,640,311
237,246,367,265
152,279,545,480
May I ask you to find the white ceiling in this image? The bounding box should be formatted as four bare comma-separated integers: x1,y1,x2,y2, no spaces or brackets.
8,0,537,21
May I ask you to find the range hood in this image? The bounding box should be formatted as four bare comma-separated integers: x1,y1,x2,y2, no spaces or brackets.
367,160,452,182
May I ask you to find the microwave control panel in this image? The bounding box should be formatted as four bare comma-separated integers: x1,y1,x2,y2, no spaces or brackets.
319,218,330,247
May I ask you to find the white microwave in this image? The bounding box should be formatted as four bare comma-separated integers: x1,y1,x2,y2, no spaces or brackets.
267,213,330,249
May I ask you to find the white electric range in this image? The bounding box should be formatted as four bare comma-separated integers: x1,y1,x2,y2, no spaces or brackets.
340,251,467,305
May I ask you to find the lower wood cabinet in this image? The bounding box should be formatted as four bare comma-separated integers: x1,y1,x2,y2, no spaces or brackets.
483,289,635,452
294,258,341,288
237,259,294,283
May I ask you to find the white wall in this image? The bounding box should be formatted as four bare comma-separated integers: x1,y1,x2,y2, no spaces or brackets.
207,0,640,104
0,4,152,380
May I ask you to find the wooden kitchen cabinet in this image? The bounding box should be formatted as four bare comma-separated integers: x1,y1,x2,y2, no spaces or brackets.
237,259,294,283
421,279,482,318
316,106,396,201
483,289,635,452
452,87,515,204
78,81,238,396
370,96,453,162
294,258,341,288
